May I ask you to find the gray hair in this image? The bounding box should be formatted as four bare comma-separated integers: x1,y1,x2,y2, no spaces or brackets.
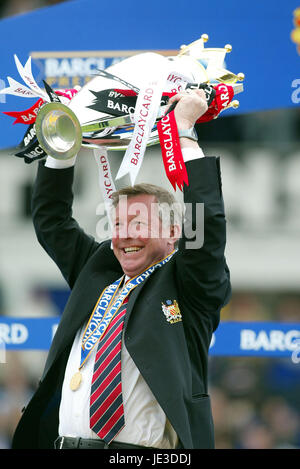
110,183,183,228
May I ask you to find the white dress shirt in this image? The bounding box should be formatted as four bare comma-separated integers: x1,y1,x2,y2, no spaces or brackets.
58,317,178,448
46,145,205,448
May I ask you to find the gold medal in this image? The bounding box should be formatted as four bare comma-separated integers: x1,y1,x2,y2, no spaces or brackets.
70,371,82,391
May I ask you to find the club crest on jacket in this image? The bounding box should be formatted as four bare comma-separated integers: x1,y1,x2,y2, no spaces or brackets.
162,300,182,324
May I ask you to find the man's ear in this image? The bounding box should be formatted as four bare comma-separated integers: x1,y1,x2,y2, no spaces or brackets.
168,224,181,246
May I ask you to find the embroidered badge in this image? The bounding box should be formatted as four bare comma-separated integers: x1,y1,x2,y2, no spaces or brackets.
162,299,182,324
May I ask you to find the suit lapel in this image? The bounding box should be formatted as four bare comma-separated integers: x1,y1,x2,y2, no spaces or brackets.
43,267,121,378
123,278,148,331
43,263,152,379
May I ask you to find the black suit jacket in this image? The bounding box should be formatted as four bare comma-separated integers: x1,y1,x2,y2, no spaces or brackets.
12,156,231,449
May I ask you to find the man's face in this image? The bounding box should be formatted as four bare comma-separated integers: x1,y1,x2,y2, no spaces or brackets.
112,194,176,278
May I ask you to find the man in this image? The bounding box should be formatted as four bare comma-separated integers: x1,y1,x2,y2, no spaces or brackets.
12,89,231,449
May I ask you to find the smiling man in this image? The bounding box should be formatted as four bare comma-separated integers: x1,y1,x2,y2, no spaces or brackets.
12,88,231,450
111,189,181,279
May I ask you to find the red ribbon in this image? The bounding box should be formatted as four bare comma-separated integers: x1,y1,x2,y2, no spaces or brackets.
3,88,78,125
197,83,234,123
157,110,188,192
55,88,78,100
3,98,44,125
113,89,137,97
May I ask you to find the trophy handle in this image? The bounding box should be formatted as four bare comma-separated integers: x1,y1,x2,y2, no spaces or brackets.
35,102,82,160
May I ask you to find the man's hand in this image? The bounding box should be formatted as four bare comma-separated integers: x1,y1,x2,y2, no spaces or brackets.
168,89,208,130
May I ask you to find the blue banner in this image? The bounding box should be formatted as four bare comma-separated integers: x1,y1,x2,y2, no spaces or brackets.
0,0,299,149
210,321,300,358
0,317,299,358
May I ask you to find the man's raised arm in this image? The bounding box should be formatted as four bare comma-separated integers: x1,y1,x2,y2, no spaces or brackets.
172,89,231,322
31,156,99,288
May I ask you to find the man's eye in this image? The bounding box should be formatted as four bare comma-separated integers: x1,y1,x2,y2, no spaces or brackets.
133,221,144,228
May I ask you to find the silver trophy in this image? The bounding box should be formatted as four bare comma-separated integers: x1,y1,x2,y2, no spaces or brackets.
33,34,244,161
0,34,244,168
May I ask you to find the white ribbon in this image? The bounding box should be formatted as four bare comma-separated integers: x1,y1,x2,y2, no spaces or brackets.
0,55,48,100
115,60,170,185
165,71,189,93
14,55,48,100
0,76,39,98
93,147,116,229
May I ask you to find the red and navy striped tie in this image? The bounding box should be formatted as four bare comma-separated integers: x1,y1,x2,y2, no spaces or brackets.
89,296,128,444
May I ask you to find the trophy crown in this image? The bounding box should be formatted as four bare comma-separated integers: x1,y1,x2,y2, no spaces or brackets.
176,34,245,88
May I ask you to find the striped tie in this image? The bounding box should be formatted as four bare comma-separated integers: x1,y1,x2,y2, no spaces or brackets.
89,296,128,444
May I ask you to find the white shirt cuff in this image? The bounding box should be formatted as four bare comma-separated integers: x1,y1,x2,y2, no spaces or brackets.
181,146,205,162
45,155,77,169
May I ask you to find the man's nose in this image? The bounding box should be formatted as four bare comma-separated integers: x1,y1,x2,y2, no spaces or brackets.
127,223,139,239
120,222,142,239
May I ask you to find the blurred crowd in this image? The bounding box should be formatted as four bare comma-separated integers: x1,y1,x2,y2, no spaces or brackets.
0,291,299,449
210,355,300,449
210,293,300,449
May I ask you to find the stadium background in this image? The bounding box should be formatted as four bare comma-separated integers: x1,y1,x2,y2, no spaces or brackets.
0,0,299,449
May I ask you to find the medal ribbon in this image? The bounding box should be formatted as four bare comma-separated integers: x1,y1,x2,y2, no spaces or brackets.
79,249,177,370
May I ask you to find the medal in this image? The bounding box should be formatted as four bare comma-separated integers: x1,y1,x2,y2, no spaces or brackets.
70,371,82,391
